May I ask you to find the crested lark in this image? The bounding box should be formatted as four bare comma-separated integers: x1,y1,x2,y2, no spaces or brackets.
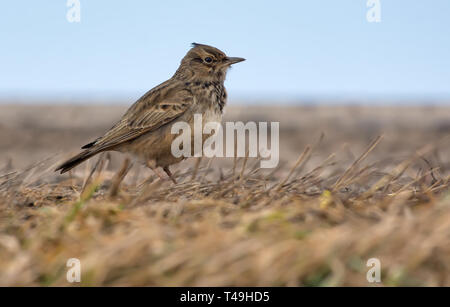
55,43,245,183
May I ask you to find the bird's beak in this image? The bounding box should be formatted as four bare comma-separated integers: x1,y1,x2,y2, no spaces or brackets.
225,57,246,65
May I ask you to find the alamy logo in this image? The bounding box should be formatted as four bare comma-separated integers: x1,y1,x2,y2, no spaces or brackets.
171,114,279,168
366,0,381,23
366,258,381,283
66,0,81,23
66,258,81,283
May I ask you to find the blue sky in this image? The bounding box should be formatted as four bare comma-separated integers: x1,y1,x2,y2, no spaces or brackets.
1,1,450,103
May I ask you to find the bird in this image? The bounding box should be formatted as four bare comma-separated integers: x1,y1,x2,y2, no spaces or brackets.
55,43,245,183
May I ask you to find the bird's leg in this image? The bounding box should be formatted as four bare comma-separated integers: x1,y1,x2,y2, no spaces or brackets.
163,166,177,184
146,160,166,181
146,161,176,184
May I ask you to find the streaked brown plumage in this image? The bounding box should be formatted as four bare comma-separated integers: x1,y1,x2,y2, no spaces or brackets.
55,43,245,182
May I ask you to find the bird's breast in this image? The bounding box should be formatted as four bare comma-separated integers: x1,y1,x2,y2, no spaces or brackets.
212,82,227,112
191,80,227,113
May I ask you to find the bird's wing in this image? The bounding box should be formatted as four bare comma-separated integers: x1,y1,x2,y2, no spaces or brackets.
87,84,193,151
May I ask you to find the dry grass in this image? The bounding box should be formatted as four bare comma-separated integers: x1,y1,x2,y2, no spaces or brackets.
1,132,449,286
1,104,449,286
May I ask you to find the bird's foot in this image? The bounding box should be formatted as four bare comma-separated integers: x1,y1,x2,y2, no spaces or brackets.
146,161,177,184
163,166,177,184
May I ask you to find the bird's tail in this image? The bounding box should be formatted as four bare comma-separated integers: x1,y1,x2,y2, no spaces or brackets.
55,148,102,174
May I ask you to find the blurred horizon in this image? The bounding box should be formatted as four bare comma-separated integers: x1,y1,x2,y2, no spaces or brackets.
1,1,449,104
1,93,450,106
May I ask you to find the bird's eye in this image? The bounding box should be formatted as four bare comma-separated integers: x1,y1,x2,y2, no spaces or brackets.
204,57,213,63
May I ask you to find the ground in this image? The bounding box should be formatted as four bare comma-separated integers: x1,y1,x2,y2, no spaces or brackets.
0,104,449,286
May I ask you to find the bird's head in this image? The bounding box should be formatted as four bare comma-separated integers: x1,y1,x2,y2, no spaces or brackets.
176,43,245,81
